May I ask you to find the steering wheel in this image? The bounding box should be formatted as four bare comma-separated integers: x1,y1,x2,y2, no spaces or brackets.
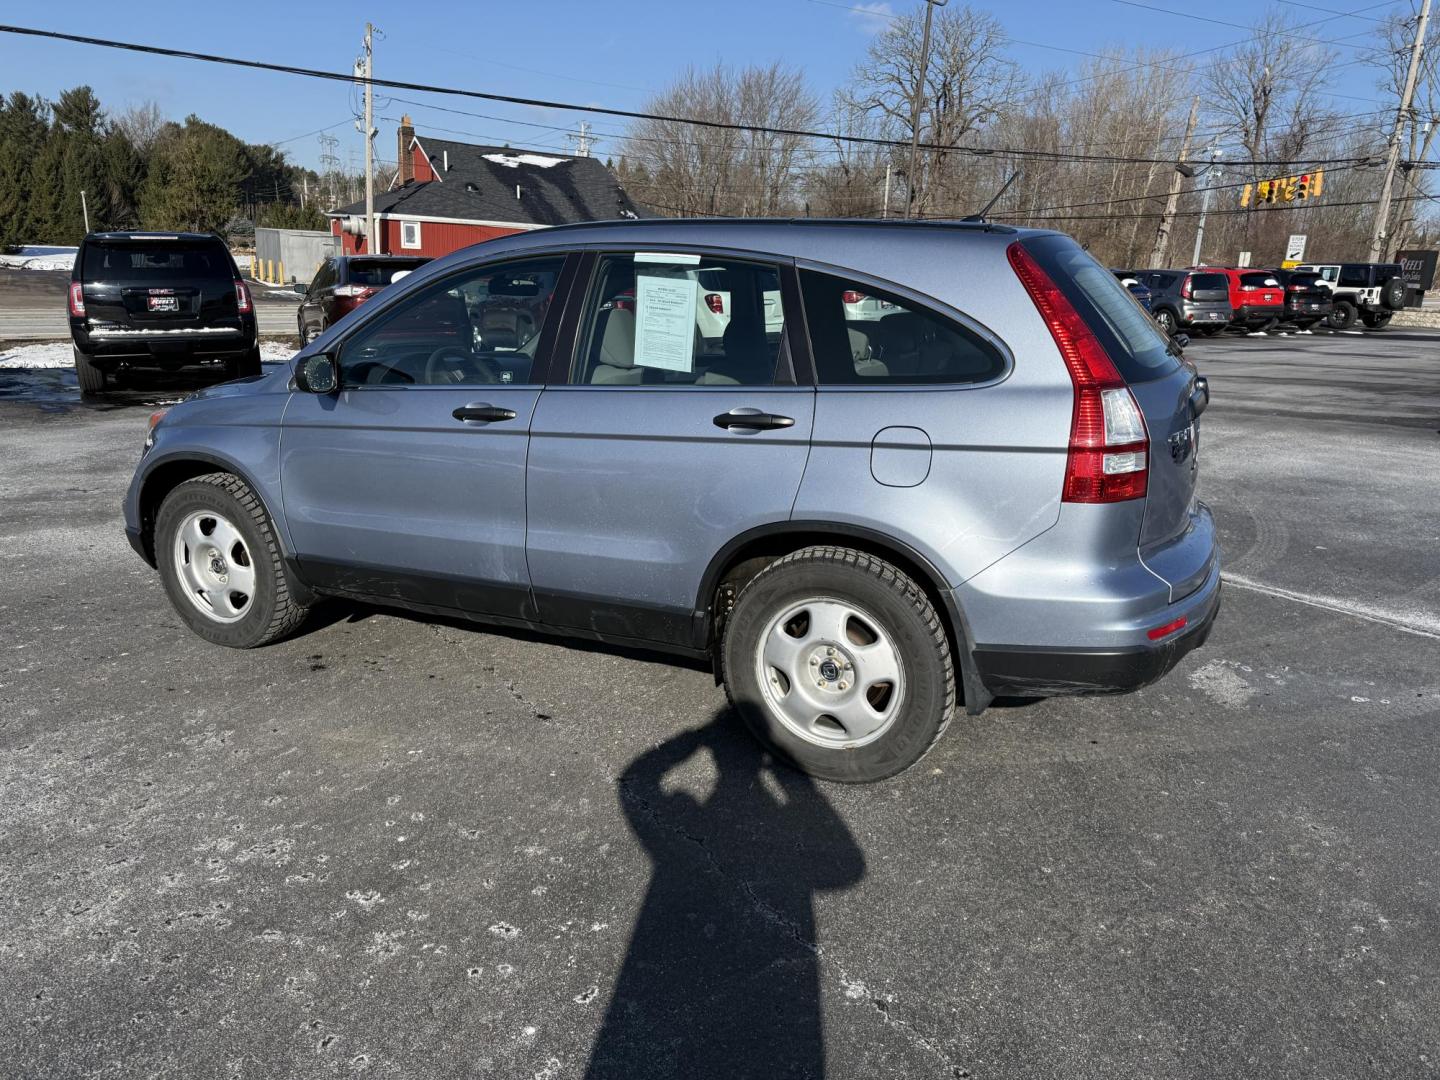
423,345,498,385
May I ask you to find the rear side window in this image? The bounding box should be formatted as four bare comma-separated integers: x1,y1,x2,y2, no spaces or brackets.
348,258,428,286
1022,235,1178,382
1338,265,1370,287
84,240,232,281
799,270,1004,386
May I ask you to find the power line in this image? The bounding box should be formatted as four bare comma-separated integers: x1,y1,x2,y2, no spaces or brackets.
0,23,1383,169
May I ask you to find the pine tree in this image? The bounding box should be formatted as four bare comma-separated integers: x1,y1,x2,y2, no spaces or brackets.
140,116,245,233
0,93,51,248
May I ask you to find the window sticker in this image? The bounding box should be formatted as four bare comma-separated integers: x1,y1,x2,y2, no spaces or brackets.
634,270,699,372
634,252,701,265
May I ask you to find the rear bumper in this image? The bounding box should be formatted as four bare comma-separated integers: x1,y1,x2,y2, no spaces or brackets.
971,569,1221,697
1179,305,1231,326
1232,304,1283,326
71,317,257,363
1284,301,1332,321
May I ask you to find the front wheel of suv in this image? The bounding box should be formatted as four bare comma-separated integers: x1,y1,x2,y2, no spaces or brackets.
155,473,310,649
720,546,955,783
74,345,106,393
1328,300,1358,330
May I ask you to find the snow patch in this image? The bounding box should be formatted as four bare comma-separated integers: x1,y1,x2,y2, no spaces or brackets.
0,342,76,369
483,152,566,169
1187,660,1255,709
0,245,77,271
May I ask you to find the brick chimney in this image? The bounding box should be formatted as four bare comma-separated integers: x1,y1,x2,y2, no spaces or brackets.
397,114,415,185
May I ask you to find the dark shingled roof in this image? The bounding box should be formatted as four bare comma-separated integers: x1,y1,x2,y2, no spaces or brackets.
328,136,647,227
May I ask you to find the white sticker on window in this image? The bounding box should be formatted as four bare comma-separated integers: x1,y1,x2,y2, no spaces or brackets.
633,271,699,372
634,252,701,265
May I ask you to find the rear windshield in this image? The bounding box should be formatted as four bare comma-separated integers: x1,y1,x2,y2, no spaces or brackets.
1022,235,1178,383
1189,273,1228,292
1287,272,1321,288
84,239,232,282
1241,272,1279,288
348,258,429,286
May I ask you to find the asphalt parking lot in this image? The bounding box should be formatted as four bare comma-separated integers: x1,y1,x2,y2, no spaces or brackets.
2,329,1438,1078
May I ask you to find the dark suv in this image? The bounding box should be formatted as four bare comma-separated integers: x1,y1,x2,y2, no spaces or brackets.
1266,268,1332,330
69,232,259,392
1135,269,1233,336
297,255,431,344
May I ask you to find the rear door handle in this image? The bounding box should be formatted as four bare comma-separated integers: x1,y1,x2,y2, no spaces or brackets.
713,409,795,431
453,404,517,423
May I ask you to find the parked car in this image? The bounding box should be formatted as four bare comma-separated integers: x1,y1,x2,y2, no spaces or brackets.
297,254,431,343
125,220,1219,783
1111,269,1154,311
68,232,259,393
1198,267,1285,332
1292,262,1407,329
1134,268,1233,336
1265,268,1333,330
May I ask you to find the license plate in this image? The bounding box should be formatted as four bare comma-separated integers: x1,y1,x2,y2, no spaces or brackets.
148,296,179,312
1205,312,1224,320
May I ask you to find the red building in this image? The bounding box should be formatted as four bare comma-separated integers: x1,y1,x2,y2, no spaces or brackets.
327,117,643,258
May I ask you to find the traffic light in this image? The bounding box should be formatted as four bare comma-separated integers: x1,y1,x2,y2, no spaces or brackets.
1295,174,1310,199
1256,180,1273,204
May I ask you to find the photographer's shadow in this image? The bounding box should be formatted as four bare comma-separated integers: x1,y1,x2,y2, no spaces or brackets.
586,712,865,1080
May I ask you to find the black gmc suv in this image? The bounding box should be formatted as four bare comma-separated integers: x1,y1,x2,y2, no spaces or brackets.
68,232,260,392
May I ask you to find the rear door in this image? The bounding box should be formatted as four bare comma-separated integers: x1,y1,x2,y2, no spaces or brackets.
525,249,814,647
81,237,239,332
280,254,573,619
1024,237,1214,601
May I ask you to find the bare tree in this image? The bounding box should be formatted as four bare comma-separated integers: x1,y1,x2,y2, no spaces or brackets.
1368,10,1439,256
622,62,818,217
843,4,1023,217
114,101,166,153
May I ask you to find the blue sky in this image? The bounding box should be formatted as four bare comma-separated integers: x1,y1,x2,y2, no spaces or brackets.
0,0,1407,172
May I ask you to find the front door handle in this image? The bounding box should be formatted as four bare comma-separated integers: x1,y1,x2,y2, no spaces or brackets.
453,404,517,423
712,409,795,431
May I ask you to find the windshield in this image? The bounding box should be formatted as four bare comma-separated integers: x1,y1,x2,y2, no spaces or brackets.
84,240,232,282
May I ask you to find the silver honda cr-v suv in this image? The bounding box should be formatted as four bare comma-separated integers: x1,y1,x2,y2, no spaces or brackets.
125,219,1219,782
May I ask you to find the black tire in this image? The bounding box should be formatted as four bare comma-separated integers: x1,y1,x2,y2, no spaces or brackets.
225,345,263,380
1328,300,1358,330
720,546,955,783
1361,310,1393,329
155,473,310,649
1153,308,1177,336
74,345,106,393
1381,276,1407,311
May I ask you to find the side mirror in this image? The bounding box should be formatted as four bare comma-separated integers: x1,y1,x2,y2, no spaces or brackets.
1173,333,1191,351
1189,374,1209,419
296,352,339,394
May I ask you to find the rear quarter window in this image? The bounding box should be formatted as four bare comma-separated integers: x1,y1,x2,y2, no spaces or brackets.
1022,235,1178,383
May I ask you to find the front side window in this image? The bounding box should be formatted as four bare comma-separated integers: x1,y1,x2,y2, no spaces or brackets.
800,269,1003,386
337,256,564,387
571,253,786,386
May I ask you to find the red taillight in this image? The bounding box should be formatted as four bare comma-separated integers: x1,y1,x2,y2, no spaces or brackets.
1007,242,1149,503
68,282,86,317
234,280,252,314
1147,615,1188,641
841,290,867,304
333,284,379,300
704,292,725,314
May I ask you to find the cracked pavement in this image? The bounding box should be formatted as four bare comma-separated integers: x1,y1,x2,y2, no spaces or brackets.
2,330,1439,1078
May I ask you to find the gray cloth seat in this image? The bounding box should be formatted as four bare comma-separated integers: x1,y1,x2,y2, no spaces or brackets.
590,308,642,384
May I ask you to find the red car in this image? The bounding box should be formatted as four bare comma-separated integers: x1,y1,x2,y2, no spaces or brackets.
1194,266,1284,332
296,255,431,344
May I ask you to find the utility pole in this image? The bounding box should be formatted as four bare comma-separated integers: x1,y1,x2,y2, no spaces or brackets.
80,189,90,233
1148,96,1199,267
904,0,947,219
1370,0,1431,262
566,121,594,157
362,22,377,254
1191,146,1222,267
882,162,893,219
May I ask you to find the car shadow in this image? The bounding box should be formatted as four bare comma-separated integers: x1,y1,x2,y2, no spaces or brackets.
583,710,865,1079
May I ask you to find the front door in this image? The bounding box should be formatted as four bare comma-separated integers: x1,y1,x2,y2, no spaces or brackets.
526,250,815,647
280,255,571,619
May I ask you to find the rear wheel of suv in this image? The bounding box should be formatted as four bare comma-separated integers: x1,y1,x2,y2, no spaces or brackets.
720,546,955,783
74,346,106,393
1328,300,1358,330
1153,308,1177,335
226,345,263,381
155,473,310,648
1361,310,1393,329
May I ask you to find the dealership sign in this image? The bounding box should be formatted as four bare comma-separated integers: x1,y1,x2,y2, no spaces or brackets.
1396,249,1437,292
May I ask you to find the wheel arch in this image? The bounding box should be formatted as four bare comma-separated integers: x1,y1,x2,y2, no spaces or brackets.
136,453,311,602
697,521,992,714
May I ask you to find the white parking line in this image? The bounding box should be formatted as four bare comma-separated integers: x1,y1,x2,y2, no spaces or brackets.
1222,572,1440,640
